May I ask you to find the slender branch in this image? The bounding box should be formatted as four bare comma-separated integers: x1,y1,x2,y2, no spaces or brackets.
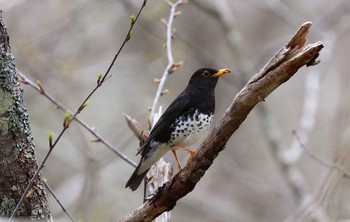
150,0,183,124
17,71,136,167
8,1,147,220
99,0,147,84
44,181,76,222
120,22,324,222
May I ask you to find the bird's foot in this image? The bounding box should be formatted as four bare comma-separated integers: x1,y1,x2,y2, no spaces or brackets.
185,150,197,165
171,150,183,171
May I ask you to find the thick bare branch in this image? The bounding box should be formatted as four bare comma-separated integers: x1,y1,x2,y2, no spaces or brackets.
120,22,324,222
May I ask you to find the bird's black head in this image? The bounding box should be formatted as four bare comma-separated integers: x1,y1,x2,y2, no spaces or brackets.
188,68,231,89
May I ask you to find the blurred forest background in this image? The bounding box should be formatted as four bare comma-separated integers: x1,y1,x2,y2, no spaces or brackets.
2,0,350,221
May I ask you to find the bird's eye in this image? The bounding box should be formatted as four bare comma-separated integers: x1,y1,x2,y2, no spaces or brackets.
202,70,210,77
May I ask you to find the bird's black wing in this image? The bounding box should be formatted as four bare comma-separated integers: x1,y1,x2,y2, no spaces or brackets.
138,92,190,154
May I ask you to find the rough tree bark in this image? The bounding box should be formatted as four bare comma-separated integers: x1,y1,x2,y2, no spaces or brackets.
120,22,324,222
0,13,51,220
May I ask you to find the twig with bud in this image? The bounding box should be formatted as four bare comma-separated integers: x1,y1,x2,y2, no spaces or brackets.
150,0,184,125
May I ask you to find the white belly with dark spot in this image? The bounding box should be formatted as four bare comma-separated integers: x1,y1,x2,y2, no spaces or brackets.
137,110,213,175
169,110,213,147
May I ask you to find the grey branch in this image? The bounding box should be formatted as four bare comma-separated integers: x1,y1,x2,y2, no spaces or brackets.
150,0,184,124
120,21,324,222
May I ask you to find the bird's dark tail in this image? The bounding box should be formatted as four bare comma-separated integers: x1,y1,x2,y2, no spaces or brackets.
125,163,149,191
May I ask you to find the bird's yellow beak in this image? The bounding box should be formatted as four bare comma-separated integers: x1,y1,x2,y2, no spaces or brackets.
212,68,231,77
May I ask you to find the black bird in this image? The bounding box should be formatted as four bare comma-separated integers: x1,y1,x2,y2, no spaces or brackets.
126,68,231,191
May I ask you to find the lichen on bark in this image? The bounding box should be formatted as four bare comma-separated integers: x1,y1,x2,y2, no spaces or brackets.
0,12,51,220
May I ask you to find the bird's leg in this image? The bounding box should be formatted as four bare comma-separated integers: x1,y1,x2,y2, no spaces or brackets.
173,146,197,165
171,150,183,172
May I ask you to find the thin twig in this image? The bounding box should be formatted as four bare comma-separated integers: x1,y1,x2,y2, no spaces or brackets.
99,0,148,84
8,1,147,220
150,0,183,124
44,181,76,222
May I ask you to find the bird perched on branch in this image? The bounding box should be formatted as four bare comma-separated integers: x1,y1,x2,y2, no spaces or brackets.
126,68,231,191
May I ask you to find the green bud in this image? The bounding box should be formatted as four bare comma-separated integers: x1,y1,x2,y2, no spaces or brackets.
64,111,71,122
130,14,136,24
63,111,72,128
48,131,53,147
82,100,90,108
97,72,103,82
79,100,90,112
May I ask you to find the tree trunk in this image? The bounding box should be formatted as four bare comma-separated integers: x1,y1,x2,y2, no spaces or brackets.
0,12,51,220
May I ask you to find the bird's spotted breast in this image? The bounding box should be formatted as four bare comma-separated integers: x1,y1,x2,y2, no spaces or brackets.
169,109,213,147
